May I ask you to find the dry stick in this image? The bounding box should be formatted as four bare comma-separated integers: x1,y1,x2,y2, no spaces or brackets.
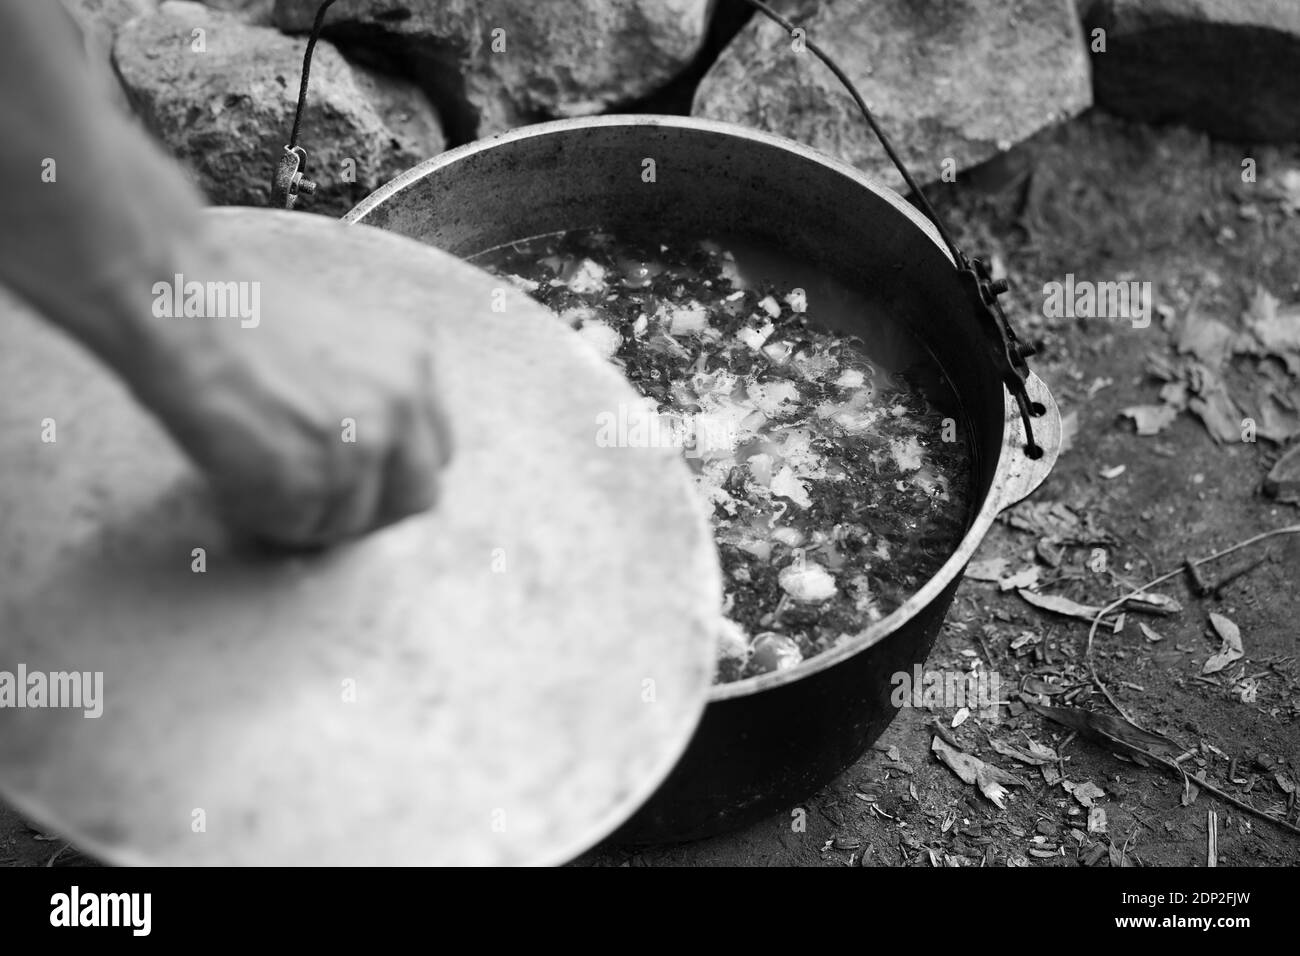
1080,524,1300,838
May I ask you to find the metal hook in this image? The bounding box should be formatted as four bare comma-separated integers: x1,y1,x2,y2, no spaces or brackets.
271,145,316,210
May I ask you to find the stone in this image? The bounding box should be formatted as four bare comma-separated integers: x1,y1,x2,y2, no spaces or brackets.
692,0,1092,194
195,0,274,25
1083,0,1300,141
273,0,711,139
113,1,445,215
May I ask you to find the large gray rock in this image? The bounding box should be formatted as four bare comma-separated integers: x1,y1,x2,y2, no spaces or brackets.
1083,0,1300,141
113,1,445,215
273,0,711,139
693,0,1092,194
196,0,274,25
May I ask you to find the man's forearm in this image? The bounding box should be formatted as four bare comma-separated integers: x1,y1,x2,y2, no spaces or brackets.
0,1,208,378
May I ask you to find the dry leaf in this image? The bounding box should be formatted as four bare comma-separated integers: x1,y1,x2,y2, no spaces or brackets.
988,736,1057,766
1124,592,1182,615
999,566,1040,591
1186,364,1244,443
1029,703,1186,767
1088,806,1108,834
1264,442,1300,504
1036,538,1065,567
1257,398,1300,445
1010,630,1041,651
1265,168,1300,214
1138,622,1165,643
1202,612,1244,674
1175,312,1235,367
1240,286,1300,372
931,737,1026,809
1122,404,1179,436
965,557,1009,582
1018,589,1113,623
1068,781,1106,807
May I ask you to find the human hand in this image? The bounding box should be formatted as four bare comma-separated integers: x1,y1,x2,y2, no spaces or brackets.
123,237,453,548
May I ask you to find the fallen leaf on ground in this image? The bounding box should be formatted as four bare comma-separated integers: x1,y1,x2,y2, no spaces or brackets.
1175,311,1235,367
1138,622,1165,643
1264,442,1300,505
1029,703,1186,767
1036,538,1065,567
1123,591,1182,615
1066,780,1106,807
1265,168,1300,214
931,737,1027,809
1238,286,1300,373
1009,630,1040,651
1202,612,1244,674
1004,501,1082,539
1257,397,1300,445
1187,365,1243,444
1018,589,1115,623
1122,404,1179,436
1022,677,1066,696
988,736,1057,766
1088,806,1108,834
965,557,1009,582
999,566,1040,591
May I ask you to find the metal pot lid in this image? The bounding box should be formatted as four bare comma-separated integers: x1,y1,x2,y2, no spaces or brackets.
0,208,721,866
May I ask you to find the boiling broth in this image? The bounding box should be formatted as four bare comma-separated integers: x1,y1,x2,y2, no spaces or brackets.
474,230,973,684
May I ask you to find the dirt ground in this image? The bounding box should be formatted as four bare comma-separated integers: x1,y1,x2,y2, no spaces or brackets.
3,109,1298,868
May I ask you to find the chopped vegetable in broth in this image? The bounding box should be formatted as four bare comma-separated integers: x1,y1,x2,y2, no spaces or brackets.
474,230,973,684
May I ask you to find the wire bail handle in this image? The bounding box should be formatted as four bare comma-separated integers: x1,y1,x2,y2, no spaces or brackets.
739,0,1043,457
275,0,1044,455
269,0,335,210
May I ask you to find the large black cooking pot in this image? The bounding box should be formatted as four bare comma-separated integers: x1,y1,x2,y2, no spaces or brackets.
345,115,1061,843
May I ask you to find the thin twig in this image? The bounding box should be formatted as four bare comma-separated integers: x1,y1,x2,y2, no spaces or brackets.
1076,524,1300,837
1085,524,1300,721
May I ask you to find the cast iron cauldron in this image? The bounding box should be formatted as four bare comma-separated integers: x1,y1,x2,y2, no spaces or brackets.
345,115,1062,843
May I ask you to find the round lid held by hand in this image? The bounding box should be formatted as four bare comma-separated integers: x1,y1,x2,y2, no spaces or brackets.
0,209,721,866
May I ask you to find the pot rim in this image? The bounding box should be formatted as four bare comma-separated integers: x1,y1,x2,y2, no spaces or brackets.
346,114,1062,703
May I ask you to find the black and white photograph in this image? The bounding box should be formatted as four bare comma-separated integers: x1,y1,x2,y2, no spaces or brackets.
0,0,1295,923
